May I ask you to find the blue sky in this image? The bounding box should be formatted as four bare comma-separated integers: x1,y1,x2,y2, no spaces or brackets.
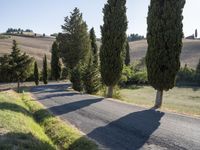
0,0,199,38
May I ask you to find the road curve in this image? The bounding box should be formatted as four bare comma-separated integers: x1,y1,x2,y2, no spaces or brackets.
30,83,200,150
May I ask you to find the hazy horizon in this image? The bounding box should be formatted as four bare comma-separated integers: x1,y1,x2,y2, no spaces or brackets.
0,0,200,38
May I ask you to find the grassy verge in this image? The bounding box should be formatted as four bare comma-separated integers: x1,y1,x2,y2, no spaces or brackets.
0,90,56,150
21,93,98,150
119,86,200,117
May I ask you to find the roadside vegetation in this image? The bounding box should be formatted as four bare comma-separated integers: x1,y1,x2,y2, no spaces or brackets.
0,90,97,150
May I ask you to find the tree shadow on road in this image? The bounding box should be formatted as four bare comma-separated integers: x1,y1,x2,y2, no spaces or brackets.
87,109,164,150
48,98,103,115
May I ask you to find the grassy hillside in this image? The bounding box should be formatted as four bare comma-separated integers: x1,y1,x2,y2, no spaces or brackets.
0,35,199,68
0,35,55,67
0,90,56,149
130,39,200,68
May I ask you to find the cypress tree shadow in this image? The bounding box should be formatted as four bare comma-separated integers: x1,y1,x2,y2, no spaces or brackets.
87,109,164,150
0,132,55,150
48,98,103,115
0,102,30,116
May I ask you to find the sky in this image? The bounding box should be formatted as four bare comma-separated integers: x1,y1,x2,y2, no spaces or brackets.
0,0,200,38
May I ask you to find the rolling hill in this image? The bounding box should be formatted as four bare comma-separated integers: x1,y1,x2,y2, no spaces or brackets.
130,39,200,68
0,35,199,69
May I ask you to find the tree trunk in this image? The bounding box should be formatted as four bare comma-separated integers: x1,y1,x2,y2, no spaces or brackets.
154,90,163,108
17,80,20,93
107,86,113,98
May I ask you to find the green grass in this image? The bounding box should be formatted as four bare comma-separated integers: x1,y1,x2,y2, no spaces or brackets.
119,86,200,117
22,93,98,150
0,91,56,150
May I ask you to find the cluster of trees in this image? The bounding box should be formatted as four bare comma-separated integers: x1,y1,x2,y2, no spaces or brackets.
0,40,33,91
6,28,33,34
127,34,145,42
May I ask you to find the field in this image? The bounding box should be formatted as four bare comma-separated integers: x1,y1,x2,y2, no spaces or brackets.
119,86,200,117
0,35,54,67
0,35,200,68
129,39,200,68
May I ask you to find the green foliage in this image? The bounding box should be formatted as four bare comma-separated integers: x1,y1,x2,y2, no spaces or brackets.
42,55,48,84
127,33,144,42
125,40,130,66
34,61,39,86
61,67,69,80
146,0,185,91
196,59,200,84
70,66,83,92
90,28,98,65
59,8,91,69
100,0,128,93
51,41,61,81
82,58,100,94
176,65,196,85
119,65,148,87
0,40,33,87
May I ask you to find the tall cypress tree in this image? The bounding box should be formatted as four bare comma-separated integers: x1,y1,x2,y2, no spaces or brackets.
125,40,130,66
34,61,39,86
195,29,198,38
51,41,61,81
60,7,91,70
100,0,128,97
196,59,200,85
90,28,98,65
146,0,185,108
10,40,33,91
43,55,48,84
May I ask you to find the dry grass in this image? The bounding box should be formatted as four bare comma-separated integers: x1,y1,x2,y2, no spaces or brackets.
0,35,55,68
129,39,200,68
119,86,200,117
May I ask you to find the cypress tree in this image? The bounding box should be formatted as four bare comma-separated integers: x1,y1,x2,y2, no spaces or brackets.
34,61,39,86
125,40,130,66
100,0,128,97
89,28,98,65
146,0,185,108
10,40,33,91
196,59,200,84
60,7,91,70
51,41,61,81
82,56,100,94
195,29,198,38
43,55,48,84
70,66,83,92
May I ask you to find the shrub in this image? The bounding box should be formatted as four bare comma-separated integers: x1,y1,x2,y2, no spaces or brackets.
70,66,83,92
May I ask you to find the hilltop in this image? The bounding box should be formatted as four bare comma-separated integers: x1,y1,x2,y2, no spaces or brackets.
0,35,199,68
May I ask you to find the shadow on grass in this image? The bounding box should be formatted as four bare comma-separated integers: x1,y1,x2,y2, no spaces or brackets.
0,132,55,150
86,109,164,150
0,102,30,116
48,98,103,115
176,85,200,91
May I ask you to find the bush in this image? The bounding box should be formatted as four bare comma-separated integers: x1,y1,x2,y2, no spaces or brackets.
176,66,197,86
70,66,83,92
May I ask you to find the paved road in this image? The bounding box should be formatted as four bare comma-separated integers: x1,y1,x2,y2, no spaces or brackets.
31,83,200,150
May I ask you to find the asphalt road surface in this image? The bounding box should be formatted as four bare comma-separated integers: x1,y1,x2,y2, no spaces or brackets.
30,83,200,150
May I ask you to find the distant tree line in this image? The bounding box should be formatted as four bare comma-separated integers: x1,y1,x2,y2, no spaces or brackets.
6,28,33,34
127,33,144,42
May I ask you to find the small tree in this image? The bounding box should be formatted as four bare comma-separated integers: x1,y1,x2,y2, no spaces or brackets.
196,59,200,84
82,57,100,94
51,41,61,81
146,0,185,108
125,40,130,66
10,40,33,91
34,61,39,86
70,65,83,92
90,28,98,65
195,29,198,38
100,0,128,97
43,55,48,84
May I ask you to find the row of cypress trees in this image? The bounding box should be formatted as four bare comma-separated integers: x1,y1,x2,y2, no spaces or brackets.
48,0,186,108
